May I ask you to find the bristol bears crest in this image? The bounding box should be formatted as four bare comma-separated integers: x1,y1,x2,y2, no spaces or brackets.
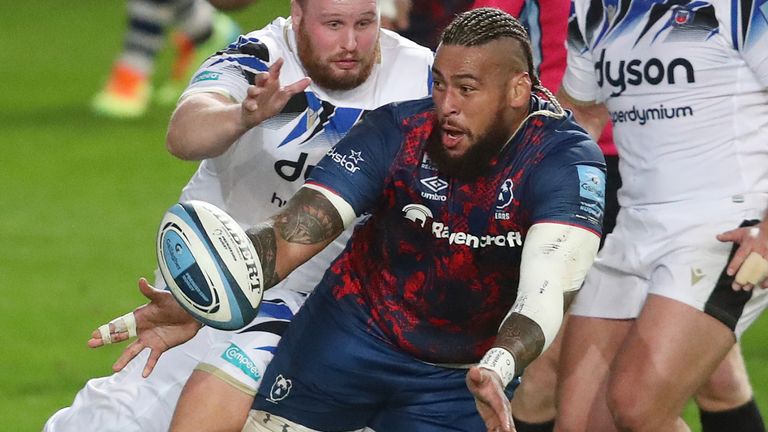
267,374,293,403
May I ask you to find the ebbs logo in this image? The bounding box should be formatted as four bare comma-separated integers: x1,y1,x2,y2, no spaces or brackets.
496,179,514,210
594,49,695,97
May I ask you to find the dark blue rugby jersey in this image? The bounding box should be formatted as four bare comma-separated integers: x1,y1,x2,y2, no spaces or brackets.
306,96,605,364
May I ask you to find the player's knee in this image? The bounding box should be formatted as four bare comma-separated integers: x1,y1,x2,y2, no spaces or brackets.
696,354,752,408
607,377,664,431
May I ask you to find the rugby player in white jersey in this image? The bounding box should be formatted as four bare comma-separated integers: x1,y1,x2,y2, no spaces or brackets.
555,0,768,430
44,1,433,431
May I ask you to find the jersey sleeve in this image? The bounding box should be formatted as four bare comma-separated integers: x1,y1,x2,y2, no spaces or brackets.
181,35,273,102
733,0,768,87
561,0,601,102
305,104,405,215
526,135,606,235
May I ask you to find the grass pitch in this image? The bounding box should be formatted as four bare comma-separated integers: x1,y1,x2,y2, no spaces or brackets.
0,1,764,431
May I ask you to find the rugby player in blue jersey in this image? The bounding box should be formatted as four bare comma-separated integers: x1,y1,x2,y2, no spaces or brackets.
116,8,606,431
240,8,605,431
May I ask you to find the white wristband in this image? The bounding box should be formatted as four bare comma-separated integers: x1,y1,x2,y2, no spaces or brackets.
478,347,516,388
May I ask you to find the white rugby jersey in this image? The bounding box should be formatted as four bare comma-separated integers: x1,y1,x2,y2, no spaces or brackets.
563,0,768,208
177,17,434,293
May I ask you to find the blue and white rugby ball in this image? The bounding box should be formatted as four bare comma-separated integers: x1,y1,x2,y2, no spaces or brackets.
157,200,264,330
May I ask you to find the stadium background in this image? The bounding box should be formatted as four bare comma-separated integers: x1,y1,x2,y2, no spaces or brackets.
0,1,764,430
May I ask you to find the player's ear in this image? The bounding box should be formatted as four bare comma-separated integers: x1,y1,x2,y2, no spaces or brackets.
291,0,303,30
507,71,532,109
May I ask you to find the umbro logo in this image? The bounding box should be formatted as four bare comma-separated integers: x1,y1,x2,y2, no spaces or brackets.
420,176,448,193
420,176,448,202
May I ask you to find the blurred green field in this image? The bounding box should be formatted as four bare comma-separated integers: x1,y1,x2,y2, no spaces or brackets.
0,1,289,430
0,1,764,431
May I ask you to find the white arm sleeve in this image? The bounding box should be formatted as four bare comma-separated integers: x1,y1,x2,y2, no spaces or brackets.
504,222,600,350
302,184,357,229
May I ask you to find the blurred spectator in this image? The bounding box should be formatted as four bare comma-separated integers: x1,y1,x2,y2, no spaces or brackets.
92,0,240,119
379,0,412,31
400,0,473,49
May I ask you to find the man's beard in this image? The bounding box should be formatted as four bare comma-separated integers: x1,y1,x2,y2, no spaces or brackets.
425,115,511,181
297,22,377,91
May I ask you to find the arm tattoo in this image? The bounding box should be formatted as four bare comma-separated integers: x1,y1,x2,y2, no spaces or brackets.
274,188,344,245
245,223,280,289
244,188,345,289
495,313,545,376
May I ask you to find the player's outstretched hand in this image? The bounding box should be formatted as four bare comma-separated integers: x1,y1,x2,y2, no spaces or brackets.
717,222,768,291
240,57,311,129
466,366,515,432
88,277,203,377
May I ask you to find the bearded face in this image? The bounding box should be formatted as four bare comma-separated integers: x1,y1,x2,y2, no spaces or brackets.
425,110,511,180
295,12,379,91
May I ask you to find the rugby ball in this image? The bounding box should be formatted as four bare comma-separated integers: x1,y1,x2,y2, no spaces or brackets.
156,200,264,330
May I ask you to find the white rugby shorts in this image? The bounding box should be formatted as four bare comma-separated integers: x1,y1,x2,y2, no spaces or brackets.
571,194,768,337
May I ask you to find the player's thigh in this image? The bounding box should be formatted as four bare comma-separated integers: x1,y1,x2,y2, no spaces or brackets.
169,329,282,432
170,289,308,431
170,369,253,432
555,315,631,432
694,343,753,411
608,295,735,425
193,294,304,396
252,294,394,430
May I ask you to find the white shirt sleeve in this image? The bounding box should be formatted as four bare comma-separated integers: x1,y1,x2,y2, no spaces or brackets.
734,0,768,87
561,0,602,102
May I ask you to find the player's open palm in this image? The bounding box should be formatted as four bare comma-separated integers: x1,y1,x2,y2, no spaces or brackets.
241,57,311,129
88,277,203,377
467,366,515,432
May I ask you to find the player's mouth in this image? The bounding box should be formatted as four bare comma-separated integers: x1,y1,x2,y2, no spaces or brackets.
441,124,466,150
333,58,359,70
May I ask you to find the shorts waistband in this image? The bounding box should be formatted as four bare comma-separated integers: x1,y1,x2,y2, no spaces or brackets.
631,193,768,214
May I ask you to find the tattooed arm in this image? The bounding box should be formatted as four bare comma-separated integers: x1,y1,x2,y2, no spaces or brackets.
467,222,600,432
246,187,348,290
88,186,351,376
